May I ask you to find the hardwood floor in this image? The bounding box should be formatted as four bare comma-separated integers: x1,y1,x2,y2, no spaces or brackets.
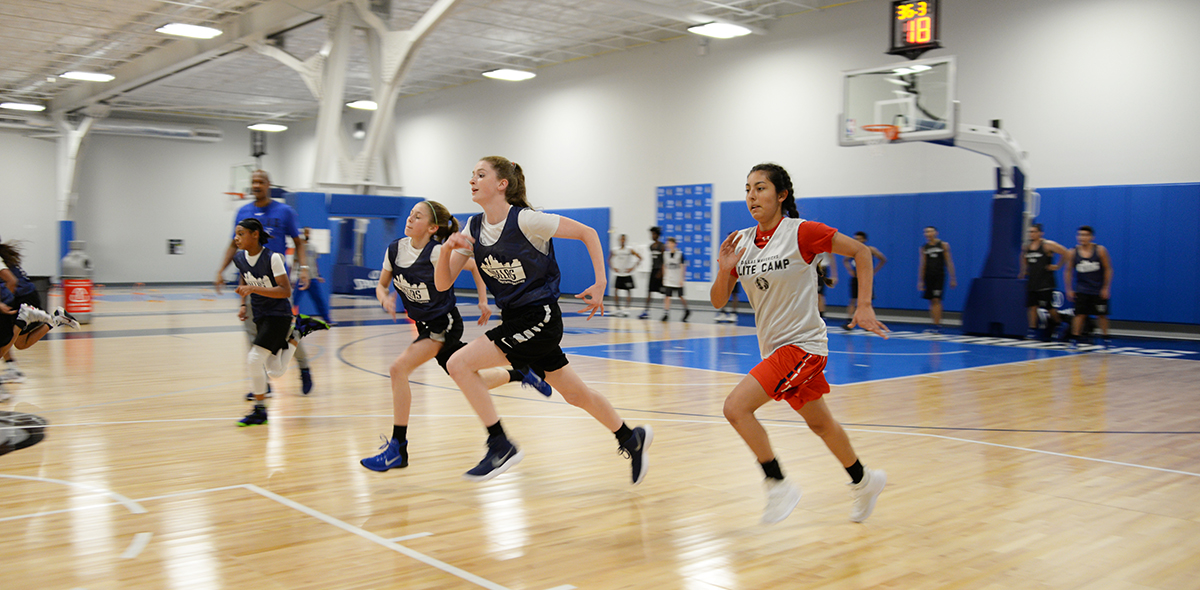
2,287,1198,589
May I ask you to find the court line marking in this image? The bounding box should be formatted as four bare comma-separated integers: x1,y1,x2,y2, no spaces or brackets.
829,349,970,356
244,484,521,590
0,474,152,559
120,532,153,559
390,532,434,542
0,482,555,590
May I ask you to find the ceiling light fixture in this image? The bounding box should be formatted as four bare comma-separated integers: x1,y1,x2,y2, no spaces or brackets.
687,22,751,39
346,100,378,110
61,71,115,82
1,102,46,112
482,69,536,82
248,123,288,132
156,23,223,39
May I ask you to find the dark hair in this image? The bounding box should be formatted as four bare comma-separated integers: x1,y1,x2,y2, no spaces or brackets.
650,226,661,237
1031,223,1044,232
0,241,23,270
925,226,937,232
749,163,798,219
480,156,531,208
237,218,270,246
1078,225,1094,235
422,200,461,242
855,231,868,239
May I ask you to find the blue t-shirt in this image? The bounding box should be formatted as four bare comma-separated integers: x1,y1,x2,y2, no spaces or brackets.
233,200,300,264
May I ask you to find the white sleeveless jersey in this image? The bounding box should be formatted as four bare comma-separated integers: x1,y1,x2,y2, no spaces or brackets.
735,217,828,358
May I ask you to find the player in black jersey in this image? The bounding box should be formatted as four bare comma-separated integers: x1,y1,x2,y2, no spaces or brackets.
639,226,665,319
917,226,956,333
1063,226,1113,348
1018,223,1068,340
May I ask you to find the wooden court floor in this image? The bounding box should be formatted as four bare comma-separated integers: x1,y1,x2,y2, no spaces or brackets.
2,287,1199,589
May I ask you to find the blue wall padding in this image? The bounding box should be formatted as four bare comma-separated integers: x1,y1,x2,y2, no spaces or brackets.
719,183,1200,325
450,208,611,297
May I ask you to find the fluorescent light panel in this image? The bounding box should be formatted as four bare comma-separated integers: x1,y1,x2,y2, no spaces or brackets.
687,22,751,39
482,69,536,82
156,23,223,39
1,102,46,112
346,100,377,110
61,71,115,82
248,123,287,132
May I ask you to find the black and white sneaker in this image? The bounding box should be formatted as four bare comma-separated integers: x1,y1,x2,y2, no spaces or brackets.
618,425,653,485
462,436,524,482
51,307,80,329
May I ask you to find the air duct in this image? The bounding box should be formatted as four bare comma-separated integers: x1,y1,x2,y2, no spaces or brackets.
0,114,222,142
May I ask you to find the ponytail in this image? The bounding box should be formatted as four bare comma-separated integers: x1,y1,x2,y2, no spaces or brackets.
423,200,460,242
749,163,799,218
0,241,22,270
481,155,532,209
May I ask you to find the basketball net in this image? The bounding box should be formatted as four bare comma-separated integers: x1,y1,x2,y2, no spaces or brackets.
861,124,899,157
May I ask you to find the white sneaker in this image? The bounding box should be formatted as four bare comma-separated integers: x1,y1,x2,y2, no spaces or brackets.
18,304,53,326
52,307,80,329
762,478,802,524
848,468,886,522
1,366,25,384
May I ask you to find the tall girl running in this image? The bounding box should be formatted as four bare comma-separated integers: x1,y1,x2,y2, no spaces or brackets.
711,163,888,524
360,200,550,472
434,156,651,484
232,218,327,427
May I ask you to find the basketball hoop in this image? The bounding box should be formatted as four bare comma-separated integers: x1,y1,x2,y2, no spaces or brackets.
862,124,900,156
225,192,245,200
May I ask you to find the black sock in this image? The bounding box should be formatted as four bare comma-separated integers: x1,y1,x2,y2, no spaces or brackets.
846,459,864,484
507,369,523,382
761,459,784,480
392,425,407,443
614,423,633,445
486,421,506,440
255,403,267,411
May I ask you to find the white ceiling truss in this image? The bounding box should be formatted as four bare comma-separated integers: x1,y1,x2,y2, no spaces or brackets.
0,0,848,123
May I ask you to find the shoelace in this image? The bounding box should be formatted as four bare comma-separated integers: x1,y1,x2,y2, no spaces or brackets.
375,434,392,451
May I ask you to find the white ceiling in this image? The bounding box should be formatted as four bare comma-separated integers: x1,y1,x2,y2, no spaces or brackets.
0,0,839,123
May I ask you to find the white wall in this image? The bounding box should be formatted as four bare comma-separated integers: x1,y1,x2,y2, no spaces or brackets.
0,130,58,277
5,0,1197,285
72,120,266,283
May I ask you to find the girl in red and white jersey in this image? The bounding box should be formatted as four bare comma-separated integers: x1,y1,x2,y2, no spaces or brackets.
710,163,890,525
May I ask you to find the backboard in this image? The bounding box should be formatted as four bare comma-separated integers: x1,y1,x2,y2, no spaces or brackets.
839,55,956,146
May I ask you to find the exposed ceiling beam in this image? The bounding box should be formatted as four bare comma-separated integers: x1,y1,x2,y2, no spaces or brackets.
50,0,338,114
595,0,769,35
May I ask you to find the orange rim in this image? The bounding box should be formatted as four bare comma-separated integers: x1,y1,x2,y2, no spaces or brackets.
861,124,900,141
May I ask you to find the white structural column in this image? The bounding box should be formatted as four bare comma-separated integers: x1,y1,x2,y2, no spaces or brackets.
251,0,462,192
53,113,97,222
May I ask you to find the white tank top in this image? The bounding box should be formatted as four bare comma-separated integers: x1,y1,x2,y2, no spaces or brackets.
735,217,828,358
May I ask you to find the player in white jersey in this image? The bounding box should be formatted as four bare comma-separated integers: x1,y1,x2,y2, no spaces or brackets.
711,163,889,525
660,237,691,322
608,234,642,316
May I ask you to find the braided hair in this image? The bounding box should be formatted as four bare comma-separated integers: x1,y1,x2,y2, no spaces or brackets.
749,163,798,218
